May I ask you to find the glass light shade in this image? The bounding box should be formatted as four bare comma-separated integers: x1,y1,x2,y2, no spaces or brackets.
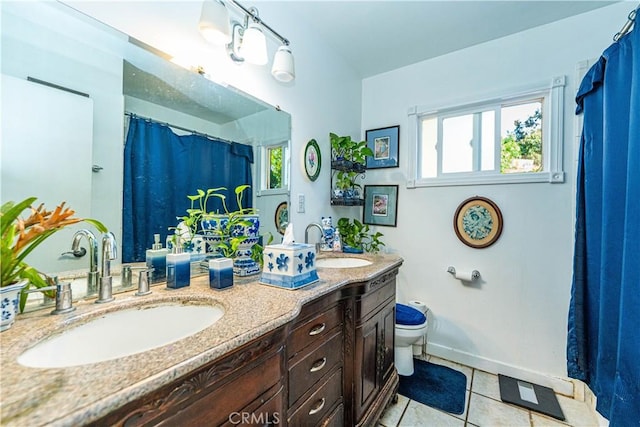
198,0,230,45
271,46,295,82
240,23,268,65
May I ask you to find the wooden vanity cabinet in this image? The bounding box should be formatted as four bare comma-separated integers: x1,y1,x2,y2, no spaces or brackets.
90,327,287,427
345,269,399,427
92,266,400,427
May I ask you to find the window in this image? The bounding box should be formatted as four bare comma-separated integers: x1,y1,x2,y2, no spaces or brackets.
257,141,289,195
267,145,284,189
408,76,566,187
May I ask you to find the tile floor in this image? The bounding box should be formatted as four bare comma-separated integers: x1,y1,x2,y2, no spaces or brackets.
379,355,601,427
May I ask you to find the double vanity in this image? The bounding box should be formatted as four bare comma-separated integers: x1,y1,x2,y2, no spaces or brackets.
0,253,402,426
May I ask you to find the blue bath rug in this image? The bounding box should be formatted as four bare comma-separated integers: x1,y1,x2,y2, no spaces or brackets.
398,359,467,415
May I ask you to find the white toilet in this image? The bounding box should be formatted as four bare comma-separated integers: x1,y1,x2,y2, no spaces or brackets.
395,303,428,376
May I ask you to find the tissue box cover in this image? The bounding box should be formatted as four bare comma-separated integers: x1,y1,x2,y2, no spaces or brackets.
259,243,319,289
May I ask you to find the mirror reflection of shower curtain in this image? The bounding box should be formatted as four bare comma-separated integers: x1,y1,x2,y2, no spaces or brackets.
123,116,253,262
567,22,639,426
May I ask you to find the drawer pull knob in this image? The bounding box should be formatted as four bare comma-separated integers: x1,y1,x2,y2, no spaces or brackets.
310,357,327,373
308,397,326,415
308,323,326,336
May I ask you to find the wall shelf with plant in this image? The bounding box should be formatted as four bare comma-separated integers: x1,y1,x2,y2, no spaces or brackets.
329,133,372,206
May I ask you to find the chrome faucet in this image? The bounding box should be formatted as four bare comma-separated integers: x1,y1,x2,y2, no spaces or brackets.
305,223,325,252
71,229,99,294
96,232,117,304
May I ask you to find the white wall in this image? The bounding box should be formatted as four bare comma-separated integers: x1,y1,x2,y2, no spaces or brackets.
361,2,631,388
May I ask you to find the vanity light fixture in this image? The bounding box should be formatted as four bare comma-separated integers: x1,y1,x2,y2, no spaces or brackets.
201,0,295,82
271,46,295,83
238,21,268,65
198,0,231,45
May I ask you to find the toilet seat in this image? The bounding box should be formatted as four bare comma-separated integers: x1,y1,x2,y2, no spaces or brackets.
396,303,427,325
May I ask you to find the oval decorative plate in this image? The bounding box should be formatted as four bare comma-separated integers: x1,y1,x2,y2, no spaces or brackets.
304,139,321,181
454,196,503,248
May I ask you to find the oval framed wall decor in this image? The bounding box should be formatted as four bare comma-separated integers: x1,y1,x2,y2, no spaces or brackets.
304,139,321,181
453,196,503,248
274,201,289,235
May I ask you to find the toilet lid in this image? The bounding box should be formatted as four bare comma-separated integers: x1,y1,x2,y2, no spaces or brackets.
396,303,427,325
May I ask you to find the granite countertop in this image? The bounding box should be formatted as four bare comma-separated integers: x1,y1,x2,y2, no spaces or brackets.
0,252,402,427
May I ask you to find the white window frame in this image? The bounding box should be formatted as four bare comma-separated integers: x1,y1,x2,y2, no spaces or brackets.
407,76,566,188
256,139,290,196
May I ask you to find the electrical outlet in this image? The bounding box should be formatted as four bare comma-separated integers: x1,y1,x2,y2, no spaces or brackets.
297,193,305,213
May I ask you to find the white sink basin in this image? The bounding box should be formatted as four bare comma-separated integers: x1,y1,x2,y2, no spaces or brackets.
18,304,224,368
316,257,372,268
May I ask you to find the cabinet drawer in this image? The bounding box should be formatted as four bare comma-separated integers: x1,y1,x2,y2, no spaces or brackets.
288,330,343,407
288,304,343,359
288,368,343,427
358,279,395,321
295,291,341,321
321,403,344,427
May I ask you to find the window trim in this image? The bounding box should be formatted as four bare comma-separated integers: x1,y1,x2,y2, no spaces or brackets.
407,76,566,188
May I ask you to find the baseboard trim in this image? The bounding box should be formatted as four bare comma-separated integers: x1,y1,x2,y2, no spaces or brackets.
426,343,574,396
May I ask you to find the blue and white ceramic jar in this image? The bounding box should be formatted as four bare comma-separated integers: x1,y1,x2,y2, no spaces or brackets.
1,280,27,332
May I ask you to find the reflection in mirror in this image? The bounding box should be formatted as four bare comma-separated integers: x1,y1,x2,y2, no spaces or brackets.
123,44,290,261
1,1,290,310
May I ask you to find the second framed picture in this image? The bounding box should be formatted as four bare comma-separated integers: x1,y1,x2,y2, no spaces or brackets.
363,185,398,227
366,125,399,169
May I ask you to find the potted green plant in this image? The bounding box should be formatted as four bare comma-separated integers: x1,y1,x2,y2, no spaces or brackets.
329,132,373,169
1,197,107,330
334,171,363,202
330,132,351,162
336,217,385,254
171,187,226,245
186,184,260,276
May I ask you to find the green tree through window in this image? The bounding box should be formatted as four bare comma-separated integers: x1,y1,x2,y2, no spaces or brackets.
268,146,283,189
501,109,542,173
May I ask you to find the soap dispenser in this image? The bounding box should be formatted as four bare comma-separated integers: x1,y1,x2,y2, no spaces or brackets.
146,234,168,283
333,229,343,252
166,235,190,289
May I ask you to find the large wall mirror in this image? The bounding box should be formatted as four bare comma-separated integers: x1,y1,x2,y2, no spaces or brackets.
1,2,290,296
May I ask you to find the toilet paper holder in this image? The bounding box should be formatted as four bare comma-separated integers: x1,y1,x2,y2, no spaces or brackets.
447,266,480,281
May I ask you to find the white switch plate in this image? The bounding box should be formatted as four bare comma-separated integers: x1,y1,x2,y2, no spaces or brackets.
297,193,305,213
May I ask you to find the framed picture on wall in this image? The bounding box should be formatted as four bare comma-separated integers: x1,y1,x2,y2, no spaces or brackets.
453,196,503,248
363,185,398,227
365,125,399,169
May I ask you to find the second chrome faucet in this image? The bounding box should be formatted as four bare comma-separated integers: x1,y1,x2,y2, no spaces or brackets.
71,229,99,294
97,232,117,303
70,229,118,303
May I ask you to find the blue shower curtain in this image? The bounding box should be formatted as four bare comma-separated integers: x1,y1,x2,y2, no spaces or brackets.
567,23,639,427
122,117,253,262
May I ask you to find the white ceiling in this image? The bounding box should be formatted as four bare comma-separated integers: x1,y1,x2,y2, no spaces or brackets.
279,1,618,77
63,0,618,79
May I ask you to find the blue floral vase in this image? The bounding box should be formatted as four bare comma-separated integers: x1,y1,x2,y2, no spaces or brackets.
1,280,27,332
233,214,261,276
